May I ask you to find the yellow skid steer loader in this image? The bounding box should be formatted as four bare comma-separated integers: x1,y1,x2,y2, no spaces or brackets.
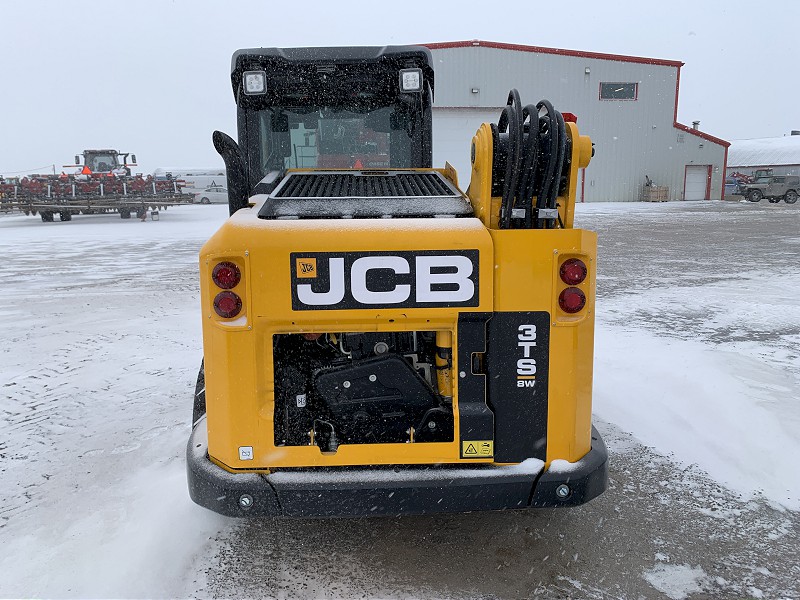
187,45,607,517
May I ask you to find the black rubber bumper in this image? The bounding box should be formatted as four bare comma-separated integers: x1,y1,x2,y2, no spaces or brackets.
187,418,608,518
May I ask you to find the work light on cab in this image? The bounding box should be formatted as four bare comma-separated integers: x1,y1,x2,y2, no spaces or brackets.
559,287,586,313
243,70,266,95
399,68,423,93
212,261,241,289
214,291,242,319
560,258,587,285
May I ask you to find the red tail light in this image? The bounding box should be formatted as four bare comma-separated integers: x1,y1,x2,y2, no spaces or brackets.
559,287,586,313
214,291,242,318
212,261,241,289
560,258,587,285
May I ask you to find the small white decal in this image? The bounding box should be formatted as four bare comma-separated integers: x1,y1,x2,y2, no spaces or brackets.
238,446,253,460
296,393,307,408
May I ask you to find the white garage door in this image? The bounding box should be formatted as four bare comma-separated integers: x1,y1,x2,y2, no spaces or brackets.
684,166,709,200
433,109,502,189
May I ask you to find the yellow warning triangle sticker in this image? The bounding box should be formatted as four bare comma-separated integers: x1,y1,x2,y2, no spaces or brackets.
462,440,493,457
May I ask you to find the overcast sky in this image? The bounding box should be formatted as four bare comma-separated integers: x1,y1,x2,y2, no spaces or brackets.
1,0,796,175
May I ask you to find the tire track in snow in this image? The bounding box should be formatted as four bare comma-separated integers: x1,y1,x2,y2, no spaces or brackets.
0,325,197,528
0,334,115,526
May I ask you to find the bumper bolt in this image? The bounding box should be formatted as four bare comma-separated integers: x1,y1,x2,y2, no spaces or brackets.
555,484,571,500
239,494,254,509
343,380,351,389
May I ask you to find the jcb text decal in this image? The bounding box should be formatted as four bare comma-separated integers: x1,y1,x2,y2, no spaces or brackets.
290,250,479,310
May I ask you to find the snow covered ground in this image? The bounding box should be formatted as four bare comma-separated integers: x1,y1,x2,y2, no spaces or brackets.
1,201,798,599
0,207,226,597
583,201,800,512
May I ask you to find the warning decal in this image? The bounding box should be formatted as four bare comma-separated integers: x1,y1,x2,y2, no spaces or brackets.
462,440,493,458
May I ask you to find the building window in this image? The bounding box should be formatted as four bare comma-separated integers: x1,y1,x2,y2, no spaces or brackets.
599,82,638,101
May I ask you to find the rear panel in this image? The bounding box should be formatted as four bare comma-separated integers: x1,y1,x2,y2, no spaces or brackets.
200,189,596,471
201,101,597,473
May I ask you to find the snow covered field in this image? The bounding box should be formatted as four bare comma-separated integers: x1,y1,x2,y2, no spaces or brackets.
1,201,798,599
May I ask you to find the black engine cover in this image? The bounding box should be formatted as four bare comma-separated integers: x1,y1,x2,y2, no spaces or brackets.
313,355,438,443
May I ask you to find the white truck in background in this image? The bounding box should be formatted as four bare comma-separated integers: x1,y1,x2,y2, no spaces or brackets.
153,168,227,201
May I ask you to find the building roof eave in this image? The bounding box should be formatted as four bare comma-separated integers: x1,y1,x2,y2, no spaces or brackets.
674,122,730,148
423,40,684,68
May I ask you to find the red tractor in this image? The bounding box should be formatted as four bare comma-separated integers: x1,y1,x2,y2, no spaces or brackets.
1,150,191,221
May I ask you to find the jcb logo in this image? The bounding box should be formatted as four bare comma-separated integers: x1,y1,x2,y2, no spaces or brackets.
290,250,479,310
295,258,317,278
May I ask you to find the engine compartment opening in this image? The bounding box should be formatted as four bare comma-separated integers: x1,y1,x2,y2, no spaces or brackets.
273,330,454,452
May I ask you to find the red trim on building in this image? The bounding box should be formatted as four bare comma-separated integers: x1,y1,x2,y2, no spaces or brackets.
674,122,730,147
423,40,684,68
671,61,729,148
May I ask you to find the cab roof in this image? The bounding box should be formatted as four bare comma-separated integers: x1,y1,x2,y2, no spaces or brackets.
229,45,434,105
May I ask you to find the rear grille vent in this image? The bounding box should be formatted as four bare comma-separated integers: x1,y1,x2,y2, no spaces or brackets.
274,172,454,199
259,170,473,220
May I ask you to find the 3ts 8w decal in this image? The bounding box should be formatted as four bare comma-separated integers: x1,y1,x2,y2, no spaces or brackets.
517,324,538,387
290,250,479,310
483,311,550,462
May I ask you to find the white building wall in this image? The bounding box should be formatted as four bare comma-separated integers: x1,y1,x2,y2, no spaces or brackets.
429,45,727,202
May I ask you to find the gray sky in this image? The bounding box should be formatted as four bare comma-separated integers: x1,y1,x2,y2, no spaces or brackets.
1,0,796,175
